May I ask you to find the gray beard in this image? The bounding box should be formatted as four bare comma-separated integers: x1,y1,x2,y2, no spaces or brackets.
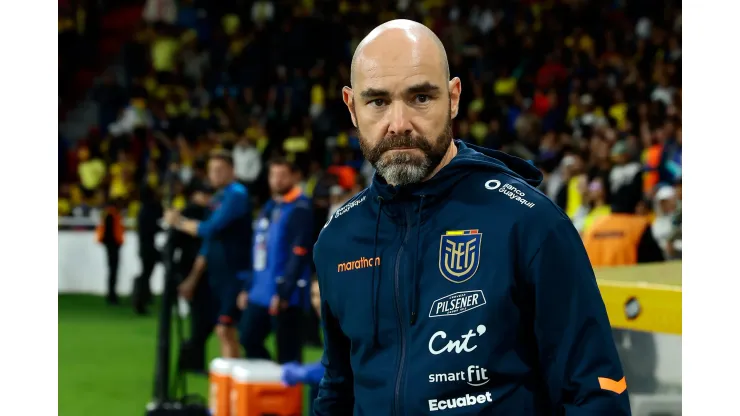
374,151,432,186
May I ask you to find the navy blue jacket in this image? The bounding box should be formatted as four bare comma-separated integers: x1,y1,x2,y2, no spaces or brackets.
313,141,630,415
247,187,314,308
198,181,253,286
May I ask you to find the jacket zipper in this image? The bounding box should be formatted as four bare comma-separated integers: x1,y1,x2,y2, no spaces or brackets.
393,209,412,416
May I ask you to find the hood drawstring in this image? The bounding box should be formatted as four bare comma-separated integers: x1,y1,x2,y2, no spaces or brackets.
409,195,425,326
370,196,384,347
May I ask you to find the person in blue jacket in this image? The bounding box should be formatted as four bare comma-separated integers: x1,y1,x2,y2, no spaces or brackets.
237,157,313,364
312,20,630,415
165,150,252,359
281,278,325,416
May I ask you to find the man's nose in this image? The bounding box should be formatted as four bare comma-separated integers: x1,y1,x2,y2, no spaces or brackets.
387,102,413,136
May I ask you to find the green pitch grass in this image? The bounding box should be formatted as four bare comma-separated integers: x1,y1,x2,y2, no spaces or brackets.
59,295,323,416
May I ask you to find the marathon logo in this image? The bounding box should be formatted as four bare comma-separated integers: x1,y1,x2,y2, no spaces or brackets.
429,290,486,318
337,256,380,273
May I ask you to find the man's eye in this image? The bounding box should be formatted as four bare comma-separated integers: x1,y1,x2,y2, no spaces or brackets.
415,95,430,104
369,99,385,107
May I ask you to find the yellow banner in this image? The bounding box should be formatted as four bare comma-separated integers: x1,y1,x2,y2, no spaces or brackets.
596,261,681,335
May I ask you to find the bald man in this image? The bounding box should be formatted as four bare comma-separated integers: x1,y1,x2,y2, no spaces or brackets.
313,20,630,415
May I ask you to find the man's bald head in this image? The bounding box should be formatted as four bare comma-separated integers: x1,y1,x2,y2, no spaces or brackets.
350,19,450,88
342,19,462,186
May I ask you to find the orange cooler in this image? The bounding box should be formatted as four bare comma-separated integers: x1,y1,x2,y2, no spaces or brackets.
230,360,303,416
209,358,240,416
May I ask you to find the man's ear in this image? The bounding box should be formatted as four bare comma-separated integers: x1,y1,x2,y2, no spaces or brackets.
342,86,358,128
448,77,462,119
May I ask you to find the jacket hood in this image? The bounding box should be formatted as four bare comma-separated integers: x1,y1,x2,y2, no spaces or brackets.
369,140,543,200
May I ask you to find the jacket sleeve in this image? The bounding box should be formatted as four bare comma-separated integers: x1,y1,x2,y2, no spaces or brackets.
239,270,253,292
276,204,313,301
313,248,355,415
198,239,209,257
526,218,631,415
197,186,248,238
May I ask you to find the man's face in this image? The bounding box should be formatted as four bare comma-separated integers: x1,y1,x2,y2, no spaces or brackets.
207,159,232,188
343,31,461,186
269,164,295,196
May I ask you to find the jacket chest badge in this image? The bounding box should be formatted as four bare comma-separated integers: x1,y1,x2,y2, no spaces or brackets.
439,230,482,283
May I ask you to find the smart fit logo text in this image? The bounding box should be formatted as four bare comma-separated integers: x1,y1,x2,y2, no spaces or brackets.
337,257,381,272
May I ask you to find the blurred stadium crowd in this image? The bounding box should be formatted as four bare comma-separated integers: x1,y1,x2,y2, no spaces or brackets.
59,0,682,260
59,0,682,359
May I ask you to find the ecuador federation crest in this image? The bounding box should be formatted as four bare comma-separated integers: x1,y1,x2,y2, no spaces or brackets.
438,230,482,283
